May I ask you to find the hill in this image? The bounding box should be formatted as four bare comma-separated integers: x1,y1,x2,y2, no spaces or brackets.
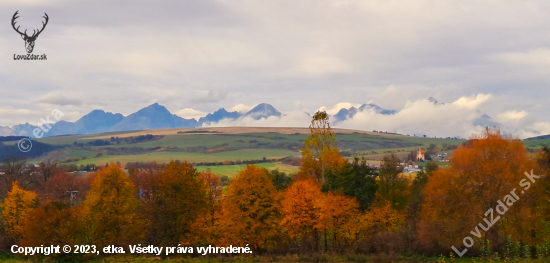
21,127,463,169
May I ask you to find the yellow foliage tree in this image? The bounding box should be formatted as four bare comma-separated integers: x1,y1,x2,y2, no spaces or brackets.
188,170,222,245
317,192,361,249
1,182,37,241
82,163,145,247
357,201,405,240
215,165,281,251
298,111,346,183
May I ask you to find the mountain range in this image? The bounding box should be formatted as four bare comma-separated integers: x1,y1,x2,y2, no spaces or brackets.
332,103,397,122
0,103,284,138
0,98,499,138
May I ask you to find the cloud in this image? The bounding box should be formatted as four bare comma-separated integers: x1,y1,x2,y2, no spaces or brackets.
497,110,528,122
201,94,550,139
230,104,253,113
452,94,492,109
2,0,550,135
203,110,311,128
318,102,361,115
175,108,207,119
35,91,83,107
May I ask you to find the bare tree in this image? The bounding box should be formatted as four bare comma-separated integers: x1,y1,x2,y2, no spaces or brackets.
37,160,58,184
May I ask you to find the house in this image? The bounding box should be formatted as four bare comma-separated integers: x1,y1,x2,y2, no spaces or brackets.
404,165,422,173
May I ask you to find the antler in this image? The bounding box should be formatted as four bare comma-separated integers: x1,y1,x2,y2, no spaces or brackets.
33,13,49,38
11,11,26,36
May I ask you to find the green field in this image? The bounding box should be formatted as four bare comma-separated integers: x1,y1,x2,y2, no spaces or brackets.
197,162,299,178
31,128,464,164
0,127,473,177
64,149,298,166
524,138,550,148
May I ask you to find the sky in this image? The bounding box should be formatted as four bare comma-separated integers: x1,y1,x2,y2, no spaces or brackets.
1,0,550,138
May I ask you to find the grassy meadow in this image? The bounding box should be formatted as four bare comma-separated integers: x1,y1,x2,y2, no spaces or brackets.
7,127,467,177
16,126,547,177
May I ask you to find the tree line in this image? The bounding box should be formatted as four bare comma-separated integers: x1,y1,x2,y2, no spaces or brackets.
0,113,550,261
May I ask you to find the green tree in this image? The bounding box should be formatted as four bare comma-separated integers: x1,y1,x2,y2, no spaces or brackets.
375,154,411,211
323,158,378,211
266,169,293,191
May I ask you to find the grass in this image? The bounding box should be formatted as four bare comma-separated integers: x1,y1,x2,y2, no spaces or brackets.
524,138,550,149
64,149,298,166
197,162,299,178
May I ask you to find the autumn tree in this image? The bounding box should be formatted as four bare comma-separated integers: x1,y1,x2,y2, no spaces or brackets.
418,128,543,253
215,165,281,251
317,192,361,250
280,177,324,251
358,202,405,239
37,172,92,204
375,154,411,210
1,182,37,241
143,161,207,246
37,160,60,184
0,157,36,196
298,111,346,183
21,201,72,247
356,201,406,252
188,170,222,245
81,163,145,247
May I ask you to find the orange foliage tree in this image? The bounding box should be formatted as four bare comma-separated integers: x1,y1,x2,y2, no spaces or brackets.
215,165,281,251
418,128,543,252
21,201,72,247
317,192,361,249
280,178,324,250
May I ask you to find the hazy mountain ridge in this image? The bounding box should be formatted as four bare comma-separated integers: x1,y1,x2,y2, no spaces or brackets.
0,103,283,138
332,103,396,122
0,98,500,138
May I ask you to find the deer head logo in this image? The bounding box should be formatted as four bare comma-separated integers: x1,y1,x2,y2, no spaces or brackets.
11,11,49,54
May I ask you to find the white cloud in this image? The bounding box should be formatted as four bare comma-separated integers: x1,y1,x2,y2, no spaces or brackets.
318,102,361,115
452,94,492,109
230,104,253,113
201,94,550,139
497,110,528,122
202,95,489,138
35,91,83,107
175,108,207,119
203,110,311,128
